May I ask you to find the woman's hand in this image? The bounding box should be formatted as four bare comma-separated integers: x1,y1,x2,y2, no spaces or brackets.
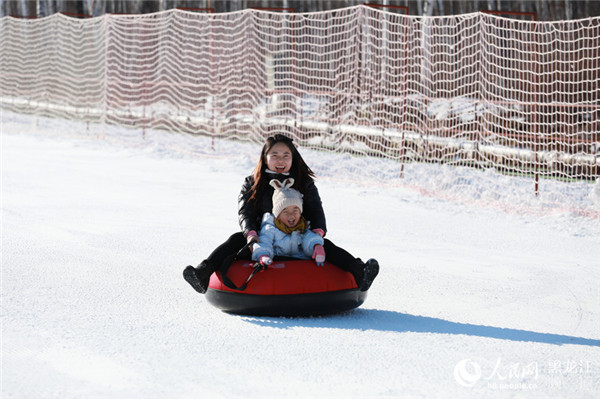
312,228,325,238
246,230,259,245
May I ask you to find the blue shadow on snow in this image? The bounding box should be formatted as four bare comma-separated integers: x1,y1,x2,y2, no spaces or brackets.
242,308,600,347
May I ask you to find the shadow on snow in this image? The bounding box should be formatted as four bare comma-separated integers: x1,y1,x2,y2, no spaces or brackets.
242,308,600,347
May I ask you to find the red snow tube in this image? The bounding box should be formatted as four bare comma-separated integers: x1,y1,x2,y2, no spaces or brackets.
206,259,367,316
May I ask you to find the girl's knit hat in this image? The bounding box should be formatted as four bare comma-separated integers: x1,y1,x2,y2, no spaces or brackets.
270,178,303,217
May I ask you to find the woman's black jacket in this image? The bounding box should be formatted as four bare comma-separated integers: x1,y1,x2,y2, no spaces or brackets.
238,173,327,237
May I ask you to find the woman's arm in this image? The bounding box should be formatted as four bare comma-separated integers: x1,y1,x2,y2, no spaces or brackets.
302,179,327,235
238,176,259,237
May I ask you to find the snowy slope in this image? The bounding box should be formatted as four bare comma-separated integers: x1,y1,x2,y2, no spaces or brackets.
2,112,599,398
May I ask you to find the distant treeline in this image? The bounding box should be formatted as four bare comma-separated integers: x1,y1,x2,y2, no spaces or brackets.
2,0,600,20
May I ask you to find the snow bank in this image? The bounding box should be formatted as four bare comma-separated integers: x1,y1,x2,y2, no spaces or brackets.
2,111,599,398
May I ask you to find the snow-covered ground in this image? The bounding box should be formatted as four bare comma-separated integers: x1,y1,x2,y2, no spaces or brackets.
2,111,599,398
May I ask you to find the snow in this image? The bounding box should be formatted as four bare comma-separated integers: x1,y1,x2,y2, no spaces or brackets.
2,111,599,398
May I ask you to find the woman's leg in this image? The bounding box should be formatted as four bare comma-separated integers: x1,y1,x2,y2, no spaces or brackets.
323,238,379,292
205,232,247,270
184,232,246,294
322,238,362,274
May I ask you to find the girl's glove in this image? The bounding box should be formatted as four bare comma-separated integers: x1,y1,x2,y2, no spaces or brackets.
246,230,259,245
259,255,273,267
312,244,326,266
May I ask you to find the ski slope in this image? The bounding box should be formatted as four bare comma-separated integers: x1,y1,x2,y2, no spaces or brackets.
2,112,599,398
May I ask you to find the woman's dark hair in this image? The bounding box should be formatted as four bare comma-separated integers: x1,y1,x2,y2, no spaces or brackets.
248,134,316,202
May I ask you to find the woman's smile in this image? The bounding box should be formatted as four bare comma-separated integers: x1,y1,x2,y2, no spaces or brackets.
266,142,293,174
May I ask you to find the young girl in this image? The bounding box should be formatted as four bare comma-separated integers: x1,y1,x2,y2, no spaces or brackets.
251,178,326,267
183,134,379,294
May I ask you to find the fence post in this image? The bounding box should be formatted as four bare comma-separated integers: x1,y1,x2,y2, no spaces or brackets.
100,13,109,139
533,21,539,196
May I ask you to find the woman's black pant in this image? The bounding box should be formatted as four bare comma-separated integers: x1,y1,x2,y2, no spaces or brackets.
205,232,363,278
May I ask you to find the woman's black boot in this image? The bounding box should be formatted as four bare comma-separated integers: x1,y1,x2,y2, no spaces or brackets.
183,261,214,294
359,259,379,292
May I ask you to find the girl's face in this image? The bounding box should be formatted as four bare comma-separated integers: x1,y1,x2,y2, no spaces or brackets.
266,142,293,174
277,206,302,228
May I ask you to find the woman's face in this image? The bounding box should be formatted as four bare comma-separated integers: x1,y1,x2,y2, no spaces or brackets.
265,142,293,174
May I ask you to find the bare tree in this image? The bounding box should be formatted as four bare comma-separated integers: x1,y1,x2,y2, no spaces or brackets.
2,0,600,20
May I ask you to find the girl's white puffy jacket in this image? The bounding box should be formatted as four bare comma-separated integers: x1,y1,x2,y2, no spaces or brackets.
251,213,324,261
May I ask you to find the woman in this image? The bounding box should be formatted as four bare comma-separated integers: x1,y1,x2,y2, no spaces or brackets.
183,134,379,294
